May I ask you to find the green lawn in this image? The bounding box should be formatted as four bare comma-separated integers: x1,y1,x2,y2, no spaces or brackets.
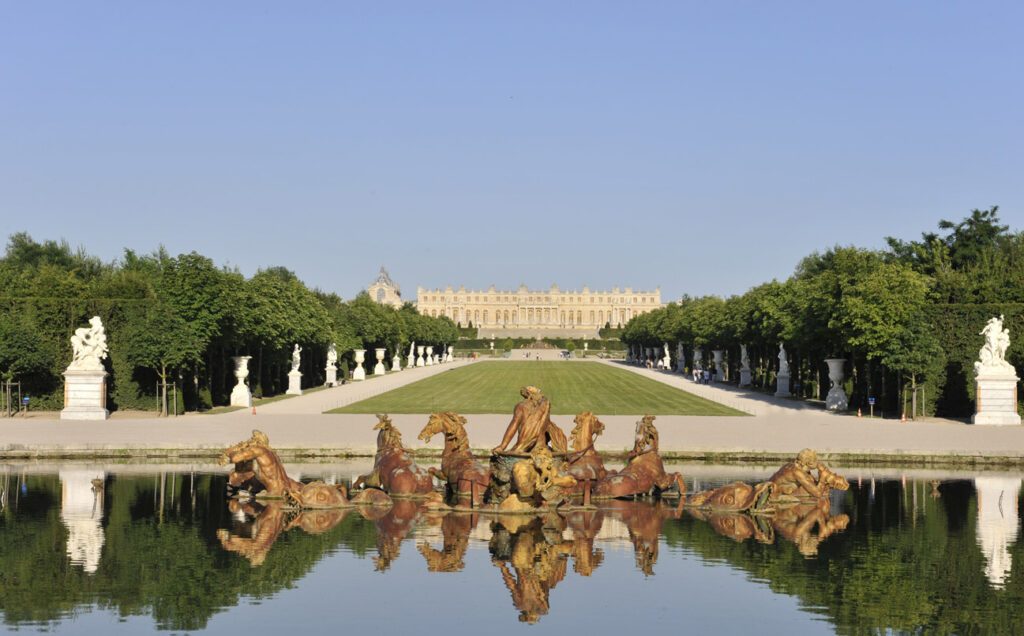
328,361,744,415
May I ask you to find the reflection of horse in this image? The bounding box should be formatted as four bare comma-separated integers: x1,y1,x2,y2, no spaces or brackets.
354,415,435,496
373,499,421,571
594,415,684,499
418,512,480,572
565,509,605,576
605,499,682,576
566,412,608,485
418,412,491,506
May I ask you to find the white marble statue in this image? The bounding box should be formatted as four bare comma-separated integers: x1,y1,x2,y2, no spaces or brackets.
291,344,302,372
69,316,108,371
777,343,790,376
407,341,416,368
975,315,1015,375
662,342,671,369
739,344,752,387
327,343,338,367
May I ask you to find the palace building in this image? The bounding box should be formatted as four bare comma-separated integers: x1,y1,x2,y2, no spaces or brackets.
415,283,663,338
366,266,403,308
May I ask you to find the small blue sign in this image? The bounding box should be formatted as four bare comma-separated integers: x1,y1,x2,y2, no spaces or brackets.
22,396,29,405
868,397,876,405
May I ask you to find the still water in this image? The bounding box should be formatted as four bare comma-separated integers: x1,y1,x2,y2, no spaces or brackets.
0,462,1021,635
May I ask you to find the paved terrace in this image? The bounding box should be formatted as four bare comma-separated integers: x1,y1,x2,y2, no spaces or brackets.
0,357,1021,465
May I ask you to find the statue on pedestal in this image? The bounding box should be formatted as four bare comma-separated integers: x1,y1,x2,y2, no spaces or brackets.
291,344,302,372
976,315,1015,375
69,316,108,371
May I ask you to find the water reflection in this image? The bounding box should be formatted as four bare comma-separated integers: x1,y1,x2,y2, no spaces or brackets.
59,469,106,574
0,464,1022,634
975,476,1022,589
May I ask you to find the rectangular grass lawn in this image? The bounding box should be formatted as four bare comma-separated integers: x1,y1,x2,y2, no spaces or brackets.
328,361,744,415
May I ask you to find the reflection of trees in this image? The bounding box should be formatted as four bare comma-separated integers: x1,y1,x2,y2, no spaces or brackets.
662,480,1024,634
0,473,377,631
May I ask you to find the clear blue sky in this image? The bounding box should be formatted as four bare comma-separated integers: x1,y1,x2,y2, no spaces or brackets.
1,2,1020,301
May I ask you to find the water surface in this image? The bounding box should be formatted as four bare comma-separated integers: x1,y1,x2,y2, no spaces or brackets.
1,462,1021,634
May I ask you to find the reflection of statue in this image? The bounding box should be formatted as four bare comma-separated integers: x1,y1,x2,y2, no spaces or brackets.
371,499,421,571
68,316,108,371
419,511,480,573
291,344,302,372
687,449,849,512
219,430,391,508
489,516,572,624
353,414,436,497
975,315,1015,374
594,415,685,499
417,412,491,506
217,500,380,567
606,500,683,576
493,386,568,454
770,499,850,557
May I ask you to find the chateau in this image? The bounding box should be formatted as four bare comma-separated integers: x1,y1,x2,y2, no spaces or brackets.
415,283,662,338
366,267,403,308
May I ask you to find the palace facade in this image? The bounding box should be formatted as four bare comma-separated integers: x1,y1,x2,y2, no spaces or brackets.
366,267,403,308
415,284,663,337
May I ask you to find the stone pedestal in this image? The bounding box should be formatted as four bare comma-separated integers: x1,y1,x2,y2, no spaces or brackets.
825,358,849,411
230,355,253,407
374,348,387,375
416,346,425,367
739,369,752,387
775,373,791,398
713,350,725,382
425,346,434,366
973,372,1021,425
325,366,338,387
61,370,109,420
445,346,453,363
287,370,302,395
352,349,366,381
391,352,402,372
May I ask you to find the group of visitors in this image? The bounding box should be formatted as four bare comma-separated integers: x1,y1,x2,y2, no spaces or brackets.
692,367,717,384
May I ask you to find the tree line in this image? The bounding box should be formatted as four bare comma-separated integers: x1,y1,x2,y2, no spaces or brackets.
622,208,1024,417
0,234,459,412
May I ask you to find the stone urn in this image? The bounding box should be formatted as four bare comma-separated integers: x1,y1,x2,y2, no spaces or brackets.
824,358,849,411
352,349,366,381
230,355,253,407
374,348,387,375
445,345,453,362
416,346,425,367
391,350,402,372
425,346,434,366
